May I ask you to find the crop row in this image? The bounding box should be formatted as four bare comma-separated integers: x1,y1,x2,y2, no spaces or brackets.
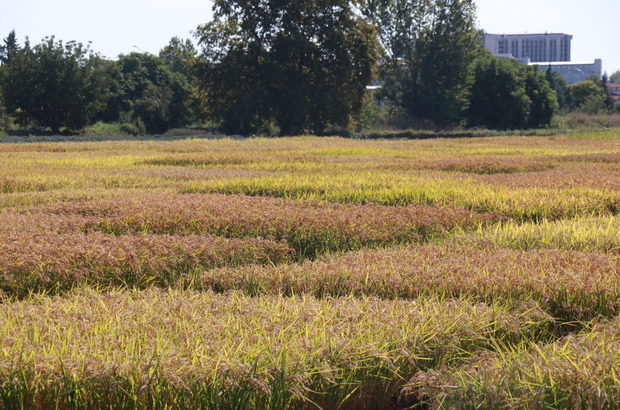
0,288,553,410
26,193,500,258
199,170,620,221
2,167,619,222
138,137,620,174
457,215,620,253
190,244,620,321
0,232,291,298
2,217,620,318
414,318,620,409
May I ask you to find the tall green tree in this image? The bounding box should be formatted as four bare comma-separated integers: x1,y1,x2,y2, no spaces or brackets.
610,70,620,84
523,65,558,128
465,54,530,130
546,65,571,110
1,36,109,133
465,54,558,130
601,73,615,110
159,37,197,77
98,52,193,133
364,0,481,125
193,0,379,136
0,30,20,66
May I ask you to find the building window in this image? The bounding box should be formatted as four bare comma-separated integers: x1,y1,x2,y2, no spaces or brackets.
498,40,508,54
550,40,557,61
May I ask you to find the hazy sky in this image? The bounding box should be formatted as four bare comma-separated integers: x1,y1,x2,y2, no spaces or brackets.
2,0,619,74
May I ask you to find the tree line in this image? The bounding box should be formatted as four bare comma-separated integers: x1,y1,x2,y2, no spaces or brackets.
0,0,618,136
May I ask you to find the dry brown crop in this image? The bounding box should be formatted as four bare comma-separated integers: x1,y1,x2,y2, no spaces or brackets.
32,193,501,258
0,232,291,297
194,244,620,321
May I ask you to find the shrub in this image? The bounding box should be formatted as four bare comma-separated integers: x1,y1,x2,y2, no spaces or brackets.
83,122,138,137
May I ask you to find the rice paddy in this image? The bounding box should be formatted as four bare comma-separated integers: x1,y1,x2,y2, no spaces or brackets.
1,130,620,409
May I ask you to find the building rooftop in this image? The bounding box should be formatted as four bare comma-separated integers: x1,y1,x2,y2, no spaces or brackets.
496,33,569,37
528,60,601,66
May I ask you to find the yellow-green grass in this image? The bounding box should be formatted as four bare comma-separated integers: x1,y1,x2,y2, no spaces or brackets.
458,215,620,253
200,172,620,221
0,288,553,410
3,228,620,322
418,319,620,409
0,188,172,209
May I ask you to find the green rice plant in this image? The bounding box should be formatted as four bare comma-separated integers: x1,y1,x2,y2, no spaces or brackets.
0,288,554,410
0,188,164,210
0,177,36,194
2,134,620,408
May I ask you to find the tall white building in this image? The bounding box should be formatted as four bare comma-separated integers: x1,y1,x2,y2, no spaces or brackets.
482,32,573,63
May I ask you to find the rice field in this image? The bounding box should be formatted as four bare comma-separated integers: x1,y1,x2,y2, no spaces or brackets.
1,130,620,409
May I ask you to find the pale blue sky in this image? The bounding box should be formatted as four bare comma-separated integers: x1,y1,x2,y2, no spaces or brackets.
476,0,619,75
2,0,618,74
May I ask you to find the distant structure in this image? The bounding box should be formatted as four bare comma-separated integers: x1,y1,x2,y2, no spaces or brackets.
609,83,620,102
482,32,602,84
482,32,573,63
531,60,603,84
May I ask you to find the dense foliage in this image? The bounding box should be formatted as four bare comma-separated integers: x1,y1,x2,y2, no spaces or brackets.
570,80,608,114
1,37,110,133
192,0,378,136
1,0,616,136
98,51,193,134
465,54,558,130
366,0,481,125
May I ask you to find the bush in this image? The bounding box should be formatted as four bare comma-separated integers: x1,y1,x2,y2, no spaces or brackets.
570,80,607,114
552,112,620,129
83,122,139,137
579,91,608,114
